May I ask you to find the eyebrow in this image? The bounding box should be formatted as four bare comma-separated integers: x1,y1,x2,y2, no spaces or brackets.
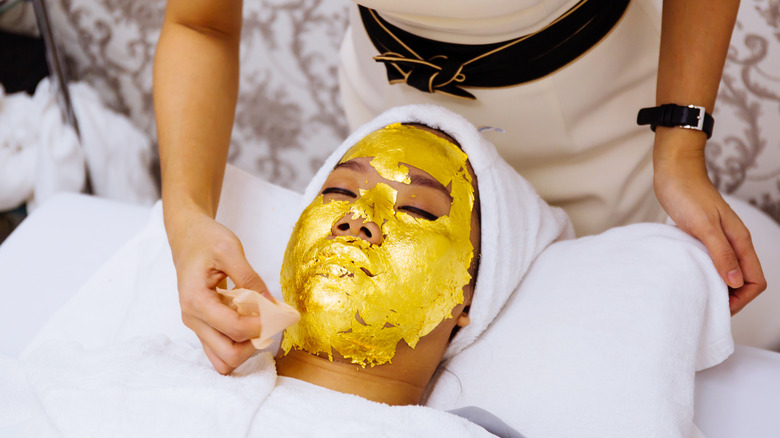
335,159,451,197
334,160,369,173
408,173,451,198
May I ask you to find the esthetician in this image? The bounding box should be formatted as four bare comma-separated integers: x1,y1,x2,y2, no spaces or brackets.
153,0,766,374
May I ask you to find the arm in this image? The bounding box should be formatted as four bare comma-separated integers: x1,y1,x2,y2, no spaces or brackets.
653,0,766,314
154,0,269,374
155,0,240,220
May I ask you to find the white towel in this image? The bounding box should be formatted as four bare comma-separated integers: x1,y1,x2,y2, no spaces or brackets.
426,223,733,437
69,82,158,205
0,78,156,212
0,80,84,211
11,337,277,438
250,374,493,437
300,104,575,358
4,335,493,437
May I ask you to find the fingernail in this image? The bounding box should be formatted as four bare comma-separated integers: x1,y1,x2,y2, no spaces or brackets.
727,269,744,288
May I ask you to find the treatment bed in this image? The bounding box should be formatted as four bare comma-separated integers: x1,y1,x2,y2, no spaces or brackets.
1,166,779,437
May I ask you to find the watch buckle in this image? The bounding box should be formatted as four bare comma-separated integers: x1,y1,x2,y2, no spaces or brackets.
682,105,705,132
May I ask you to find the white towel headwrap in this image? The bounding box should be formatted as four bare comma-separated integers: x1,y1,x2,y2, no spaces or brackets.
301,104,574,358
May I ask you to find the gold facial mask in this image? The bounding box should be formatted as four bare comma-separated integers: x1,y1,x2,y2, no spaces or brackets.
280,123,475,367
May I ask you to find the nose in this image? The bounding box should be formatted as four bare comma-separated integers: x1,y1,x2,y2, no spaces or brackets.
331,214,383,245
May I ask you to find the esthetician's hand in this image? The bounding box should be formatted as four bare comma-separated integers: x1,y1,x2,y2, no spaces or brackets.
653,130,766,315
167,211,270,375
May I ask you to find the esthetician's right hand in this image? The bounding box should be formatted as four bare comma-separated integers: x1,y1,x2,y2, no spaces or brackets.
167,212,270,375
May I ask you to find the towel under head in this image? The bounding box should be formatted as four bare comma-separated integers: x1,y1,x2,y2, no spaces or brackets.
300,104,574,359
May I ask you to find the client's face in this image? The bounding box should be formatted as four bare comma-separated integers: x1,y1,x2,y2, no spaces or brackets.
280,123,479,367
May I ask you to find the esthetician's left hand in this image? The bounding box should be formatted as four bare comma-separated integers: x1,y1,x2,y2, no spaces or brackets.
653,130,766,315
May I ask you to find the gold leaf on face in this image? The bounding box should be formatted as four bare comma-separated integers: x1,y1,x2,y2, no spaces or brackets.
280,124,474,367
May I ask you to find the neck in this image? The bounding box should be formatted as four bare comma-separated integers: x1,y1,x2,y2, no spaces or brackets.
275,349,433,405
274,307,460,405
274,337,447,406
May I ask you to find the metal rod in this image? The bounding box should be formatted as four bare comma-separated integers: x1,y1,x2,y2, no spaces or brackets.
31,0,93,194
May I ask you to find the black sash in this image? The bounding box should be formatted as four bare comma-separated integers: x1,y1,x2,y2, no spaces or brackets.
359,0,630,99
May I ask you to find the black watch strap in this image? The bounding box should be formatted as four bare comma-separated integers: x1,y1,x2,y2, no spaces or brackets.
636,104,714,139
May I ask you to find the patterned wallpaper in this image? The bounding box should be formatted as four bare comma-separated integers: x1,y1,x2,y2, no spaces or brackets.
47,0,348,193
706,0,780,223
43,0,780,223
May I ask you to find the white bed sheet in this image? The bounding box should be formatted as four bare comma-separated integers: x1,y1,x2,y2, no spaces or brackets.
0,193,149,357
1,187,779,437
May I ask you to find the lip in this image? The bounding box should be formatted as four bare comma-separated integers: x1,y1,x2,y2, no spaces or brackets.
315,240,373,266
308,262,375,279
306,242,377,279
310,261,355,278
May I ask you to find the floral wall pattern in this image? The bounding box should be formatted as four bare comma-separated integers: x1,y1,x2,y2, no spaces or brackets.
43,0,780,222
47,0,348,193
707,0,780,223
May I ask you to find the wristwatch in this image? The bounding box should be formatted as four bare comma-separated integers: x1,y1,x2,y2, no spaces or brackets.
636,104,714,139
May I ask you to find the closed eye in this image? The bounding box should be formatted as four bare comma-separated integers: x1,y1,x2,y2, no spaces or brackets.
399,206,438,221
322,187,357,198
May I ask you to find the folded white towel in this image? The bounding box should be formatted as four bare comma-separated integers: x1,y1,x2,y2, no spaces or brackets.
426,223,733,437
300,104,575,358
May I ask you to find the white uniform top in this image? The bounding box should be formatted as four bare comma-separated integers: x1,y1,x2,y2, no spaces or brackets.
339,0,667,236
354,0,580,43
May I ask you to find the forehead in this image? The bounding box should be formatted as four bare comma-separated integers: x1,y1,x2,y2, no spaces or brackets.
334,158,452,199
340,123,470,188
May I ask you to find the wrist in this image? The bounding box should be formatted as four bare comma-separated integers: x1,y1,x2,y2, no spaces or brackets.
652,126,708,168
652,127,711,189
162,194,213,242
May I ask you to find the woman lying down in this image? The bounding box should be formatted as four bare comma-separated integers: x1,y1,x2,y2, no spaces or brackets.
274,121,482,402
2,106,571,437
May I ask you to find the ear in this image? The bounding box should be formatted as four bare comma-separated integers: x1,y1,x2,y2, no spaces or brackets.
456,308,470,328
